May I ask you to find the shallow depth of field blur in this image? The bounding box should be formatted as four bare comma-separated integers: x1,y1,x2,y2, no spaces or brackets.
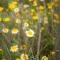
0,0,59,60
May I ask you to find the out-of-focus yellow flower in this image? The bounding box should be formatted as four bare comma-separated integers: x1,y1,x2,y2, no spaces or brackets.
41,27,45,31
0,7,4,12
20,53,28,60
54,19,59,23
39,5,44,10
55,0,58,2
32,15,38,20
11,28,19,34
33,1,37,6
29,0,33,2
8,1,18,10
41,56,48,60
16,58,20,60
2,28,9,33
51,51,56,55
4,17,10,22
2,58,6,60
0,17,2,22
47,3,53,9
26,29,34,37
44,17,48,24
16,13,20,17
0,48,3,52
23,4,29,8
20,44,27,50
31,9,35,13
10,45,18,52
54,13,59,19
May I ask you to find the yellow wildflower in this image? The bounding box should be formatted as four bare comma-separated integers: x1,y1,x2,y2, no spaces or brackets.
0,17,2,22
20,44,27,50
32,15,38,20
39,5,44,10
16,13,20,17
4,17,10,22
54,13,59,19
41,56,48,60
8,1,18,10
51,51,56,55
0,48,3,52
2,28,9,33
20,53,28,60
11,28,19,34
33,1,37,6
44,17,48,24
29,0,33,2
26,29,34,37
2,58,6,60
0,7,4,12
10,45,18,52
47,3,53,9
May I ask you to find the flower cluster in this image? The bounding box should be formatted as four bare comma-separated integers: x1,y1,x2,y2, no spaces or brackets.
0,0,59,60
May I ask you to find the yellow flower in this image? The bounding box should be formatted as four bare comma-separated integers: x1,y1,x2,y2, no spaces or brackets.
55,0,58,2
31,9,35,13
20,44,27,50
10,45,18,52
41,56,48,60
33,1,37,6
16,13,20,17
0,17,2,22
29,0,33,2
16,58,20,60
2,58,6,60
54,13,59,19
11,28,19,34
26,29,34,37
2,28,9,33
44,17,48,24
4,17,10,22
32,15,38,20
8,1,18,10
39,5,44,10
20,53,28,60
0,7,4,12
51,51,56,55
0,48,3,52
47,3,53,9
41,27,45,31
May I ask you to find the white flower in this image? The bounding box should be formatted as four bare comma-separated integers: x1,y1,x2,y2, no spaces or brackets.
16,19,21,24
26,29,34,37
24,23,29,27
2,28,9,33
11,28,19,34
10,45,18,52
20,53,28,60
41,56,48,60
14,7,19,13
